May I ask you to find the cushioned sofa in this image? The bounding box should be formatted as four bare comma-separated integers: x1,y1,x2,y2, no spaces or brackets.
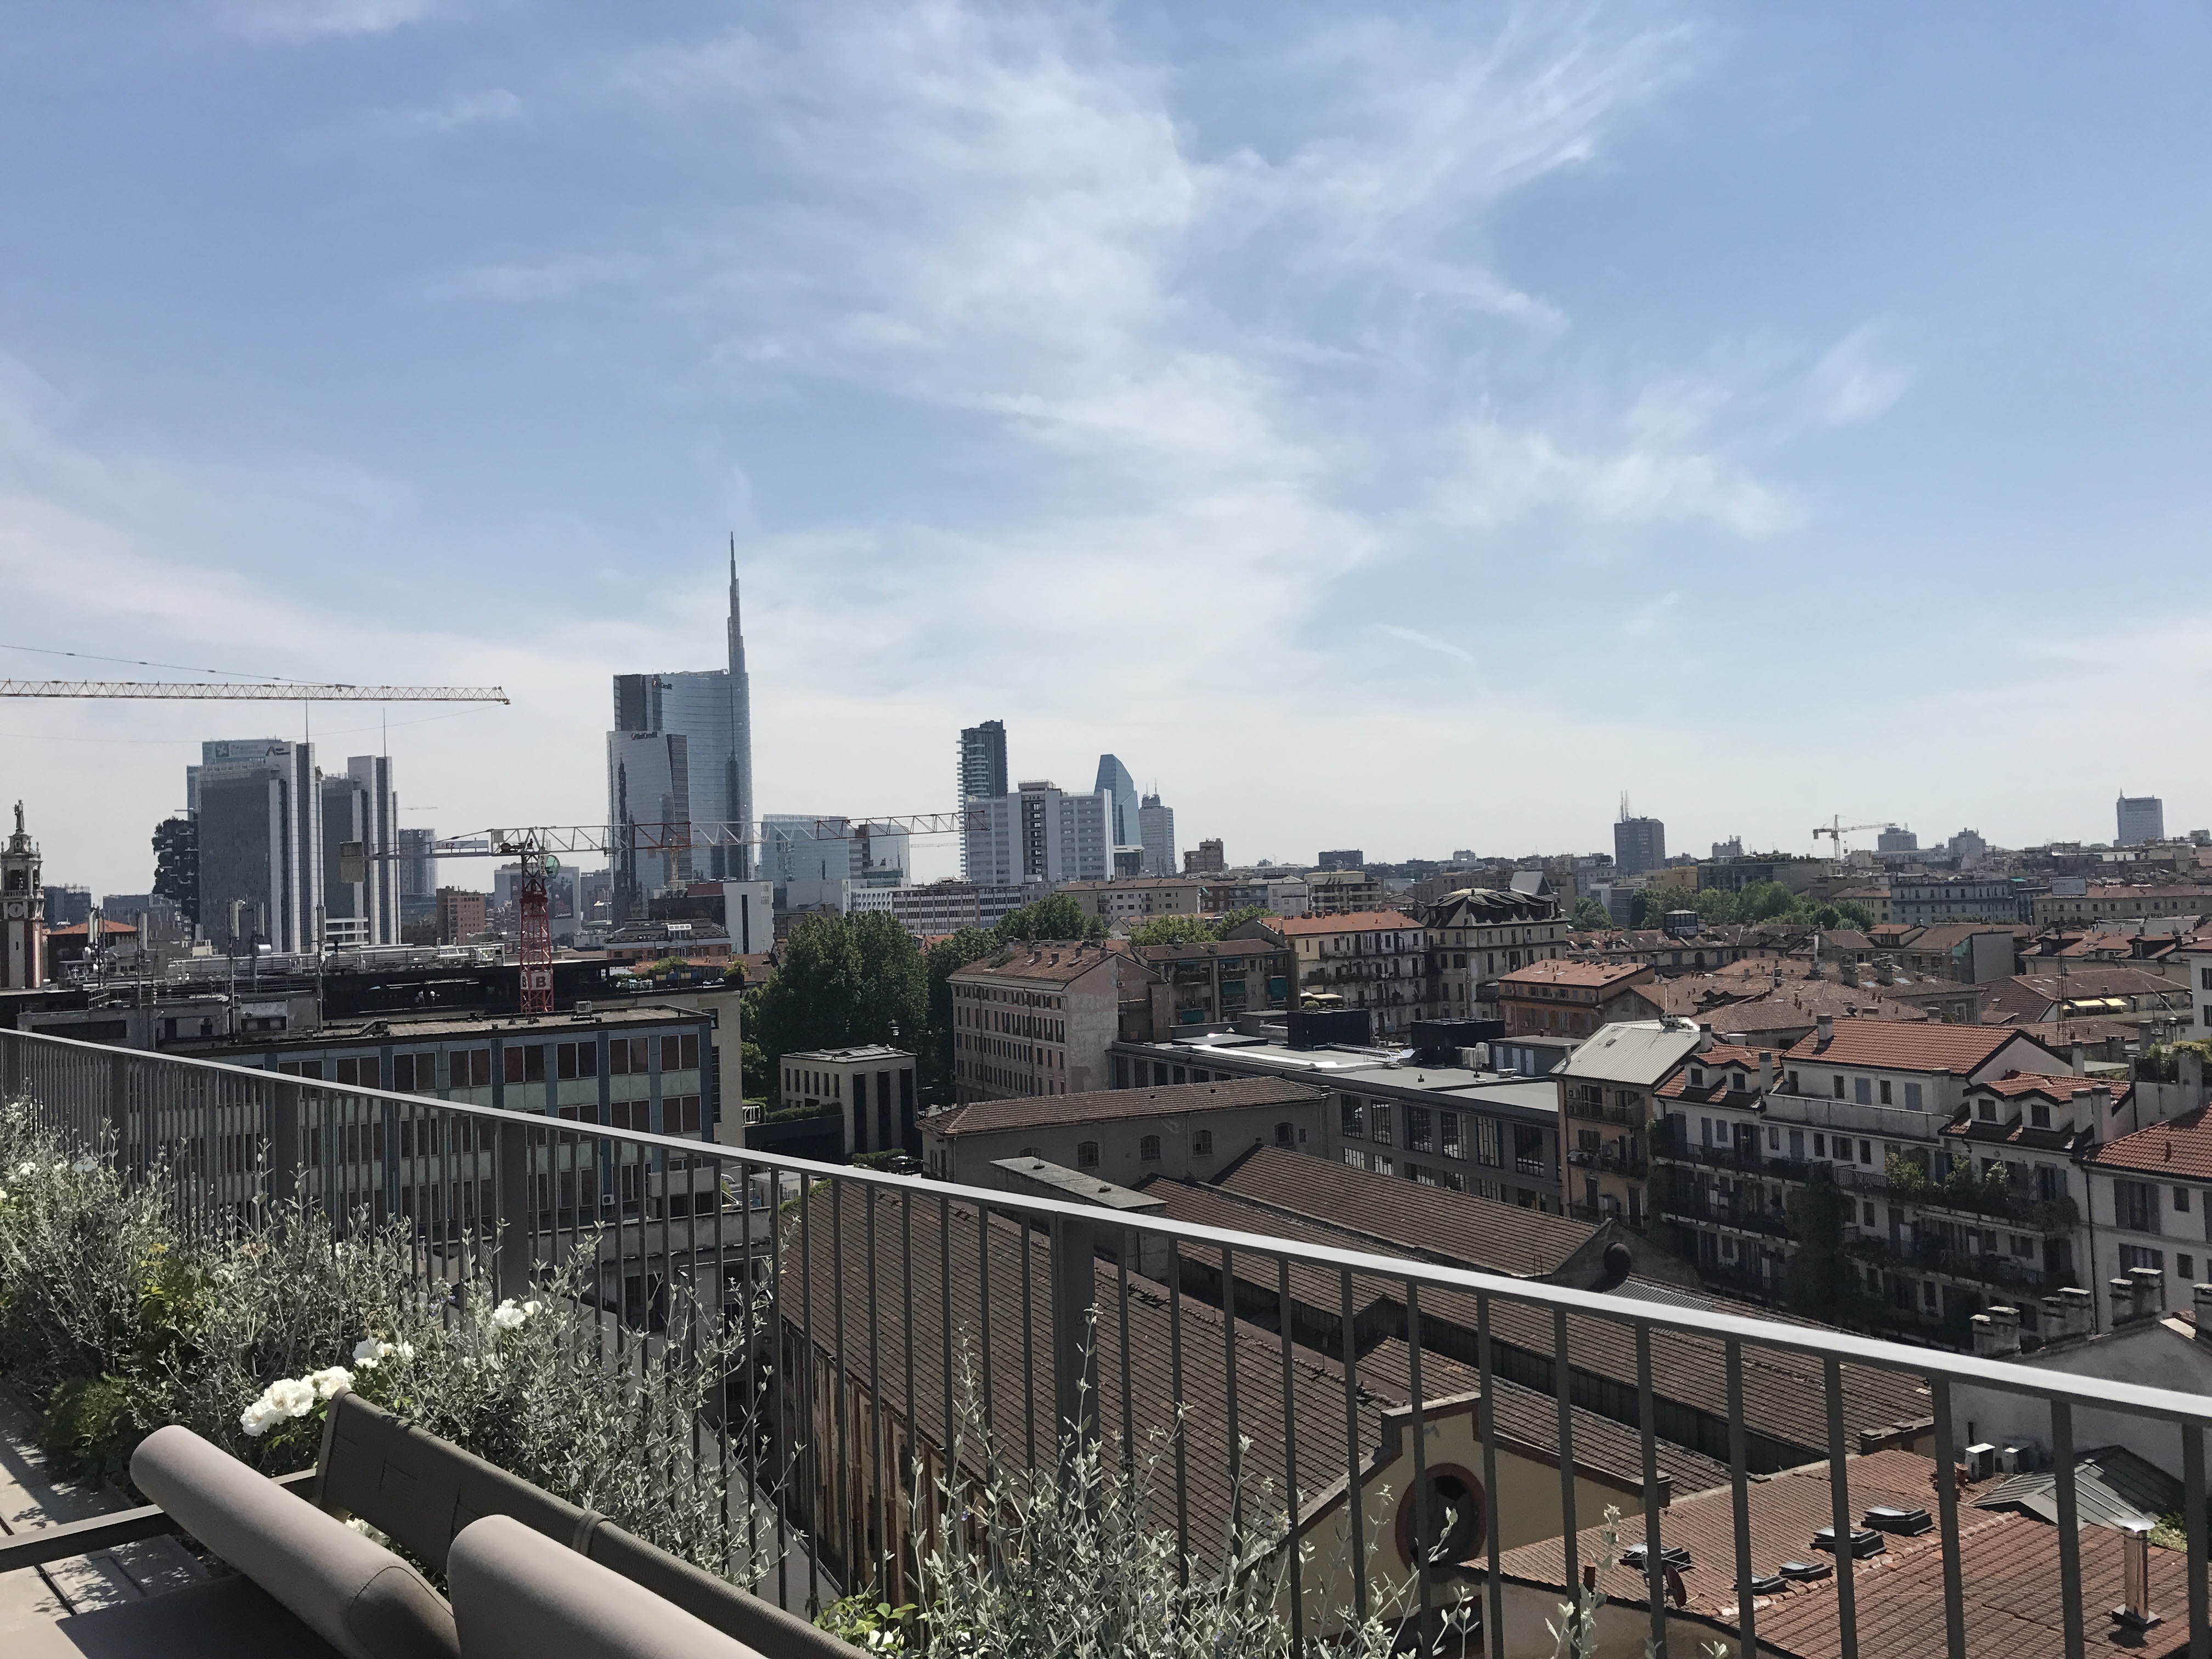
0,1392,853,1659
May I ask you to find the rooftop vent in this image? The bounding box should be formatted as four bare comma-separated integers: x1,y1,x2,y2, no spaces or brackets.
1811,1525,1885,1558
1618,1543,1691,1571
1776,1560,1832,1582
1863,1505,1932,1536
1745,1572,1785,1595
2113,1519,2160,1630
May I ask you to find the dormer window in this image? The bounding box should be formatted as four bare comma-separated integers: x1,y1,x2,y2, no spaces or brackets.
1977,1099,1996,1121
1690,1067,1705,1087
2030,1103,2050,1129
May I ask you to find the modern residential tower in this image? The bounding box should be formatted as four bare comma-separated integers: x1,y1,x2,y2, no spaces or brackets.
957,720,1009,879
2117,793,2165,847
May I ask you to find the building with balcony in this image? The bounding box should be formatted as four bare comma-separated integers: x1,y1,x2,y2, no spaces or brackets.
1420,886,1567,1020
1304,868,1384,914
2033,883,2212,926
1118,931,1294,1035
1279,909,1431,1039
1554,1018,1703,1230
1056,876,1207,924
1884,875,2022,927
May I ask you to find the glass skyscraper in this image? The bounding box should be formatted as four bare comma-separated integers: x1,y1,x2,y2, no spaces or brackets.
1093,753,1138,846
608,550,755,910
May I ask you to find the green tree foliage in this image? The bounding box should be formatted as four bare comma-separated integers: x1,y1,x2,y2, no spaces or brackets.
749,913,926,1102
1567,896,1611,932
1123,905,1272,947
991,893,1107,943
1824,898,1877,931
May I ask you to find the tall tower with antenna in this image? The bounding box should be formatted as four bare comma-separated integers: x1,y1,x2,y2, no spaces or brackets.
729,537,754,880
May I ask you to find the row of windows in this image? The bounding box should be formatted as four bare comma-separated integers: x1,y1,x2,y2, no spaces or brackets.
1065,1121,1300,1168
278,1034,699,1092
1783,1070,1926,1111
954,984,1066,1010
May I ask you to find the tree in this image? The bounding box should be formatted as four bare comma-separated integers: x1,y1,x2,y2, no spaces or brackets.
992,894,1107,944
1784,1176,1854,1321
748,913,926,1103
1125,915,1216,947
1737,881,1799,923
1568,897,1611,932
1826,898,1877,932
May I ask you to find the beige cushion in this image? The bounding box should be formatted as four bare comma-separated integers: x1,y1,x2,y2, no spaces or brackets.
448,1515,764,1659
130,1425,457,1659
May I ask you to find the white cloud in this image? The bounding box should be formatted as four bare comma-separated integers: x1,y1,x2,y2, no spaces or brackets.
1435,416,1799,536
1807,324,1911,426
1621,591,1679,637
1374,624,1476,666
210,0,473,42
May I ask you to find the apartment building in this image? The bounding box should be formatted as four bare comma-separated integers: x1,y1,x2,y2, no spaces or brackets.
1056,876,1206,924
1279,909,1429,1039
2033,883,2211,926
2083,1077,2212,1317
1304,868,1384,915
1885,875,2020,926
1554,1019,1702,1229
946,939,1137,1103
1119,931,1294,1035
1497,960,1658,1039
1422,885,1568,1018
845,878,1046,935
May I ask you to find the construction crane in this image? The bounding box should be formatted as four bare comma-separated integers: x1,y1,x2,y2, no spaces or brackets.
375,812,987,1015
0,681,506,701
1812,816,1892,855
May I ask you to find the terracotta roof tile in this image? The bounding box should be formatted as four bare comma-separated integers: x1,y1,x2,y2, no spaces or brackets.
1276,910,1424,934
1780,1019,2045,1076
2089,1105,2212,1182
1499,960,1653,988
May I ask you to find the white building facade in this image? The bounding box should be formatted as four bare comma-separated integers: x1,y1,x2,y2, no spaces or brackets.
961,781,1113,887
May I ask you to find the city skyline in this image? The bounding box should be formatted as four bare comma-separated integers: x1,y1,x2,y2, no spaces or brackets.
2,6,2210,892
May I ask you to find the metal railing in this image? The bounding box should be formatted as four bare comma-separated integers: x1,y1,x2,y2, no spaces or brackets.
3,1026,2208,1659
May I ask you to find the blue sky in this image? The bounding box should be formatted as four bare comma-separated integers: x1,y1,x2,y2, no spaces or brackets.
3,2,2209,894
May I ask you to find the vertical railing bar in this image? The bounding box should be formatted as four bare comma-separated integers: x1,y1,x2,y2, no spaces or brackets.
1637,1324,1663,1655
1340,1266,1365,1625
977,1198,995,1440
865,1184,885,1597
1115,1248,1134,1472
736,1155,758,1585
1554,1306,1579,1598
2053,1398,2083,1659
1725,1339,1755,1659
831,1180,849,1592
2184,1421,2208,1659
938,1194,955,1484
1929,1375,1966,1659
770,1162,791,1613
798,1175,817,1617
1824,1356,1857,1659
1169,1242,1189,1585
1278,1254,1304,1655
1407,1280,1430,1642
900,1186,916,1610
1222,1244,1241,1538
1019,1215,1036,1472
1479,1292,1503,1659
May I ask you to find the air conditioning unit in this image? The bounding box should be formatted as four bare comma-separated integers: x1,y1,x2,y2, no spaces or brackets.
574,1000,594,1015
1966,1442,1997,1481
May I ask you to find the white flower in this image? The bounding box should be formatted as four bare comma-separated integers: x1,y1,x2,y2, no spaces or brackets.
352,1338,386,1368
307,1366,353,1400
13,1161,32,1178
240,1400,281,1437
522,1300,541,1318
0,1188,9,1203
71,1155,99,1175
490,1299,530,1330
51,1161,66,1173
387,1341,415,1363
266,1377,317,1417
345,1516,391,1545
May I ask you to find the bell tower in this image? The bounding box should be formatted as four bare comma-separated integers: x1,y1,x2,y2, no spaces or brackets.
2,800,44,989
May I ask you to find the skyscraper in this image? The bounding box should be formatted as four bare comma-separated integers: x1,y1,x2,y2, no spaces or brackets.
192,738,321,954
1094,753,1138,845
319,754,398,947
607,547,756,909
962,781,1113,887
1138,792,1177,877
1613,801,1666,878
958,720,1009,879
2117,794,2165,847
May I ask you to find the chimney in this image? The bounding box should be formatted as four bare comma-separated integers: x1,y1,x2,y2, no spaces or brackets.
2130,1264,2168,1314
2113,1519,2160,1630
2070,1042,2085,1077
2087,1086,2112,1133
2111,1277,2142,1327
1816,1014,1835,1048
1970,1305,2021,1359
1696,1026,1716,1053
2056,1285,2094,1339
2194,1284,2212,1348
2184,1048,2207,1098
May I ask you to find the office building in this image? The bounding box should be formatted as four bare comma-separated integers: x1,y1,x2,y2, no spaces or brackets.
607,551,754,896
762,815,910,913
1876,825,1918,854
958,781,1112,887
3,803,43,989
396,827,437,927
192,738,322,955
1316,849,1364,872
320,754,398,948
2117,794,2165,847
1138,792,1176,877
957,720,1009,878
606,730,691,901
847,878,1047,935
436,888,488,946
1184,838,1225,876
41,884,91,929
1613,811,1666,878
1093,753,1138,845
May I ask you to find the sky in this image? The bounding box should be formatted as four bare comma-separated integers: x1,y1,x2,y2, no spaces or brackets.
2,2,2209,896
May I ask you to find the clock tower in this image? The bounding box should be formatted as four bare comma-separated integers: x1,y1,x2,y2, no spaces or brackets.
2,800,43,989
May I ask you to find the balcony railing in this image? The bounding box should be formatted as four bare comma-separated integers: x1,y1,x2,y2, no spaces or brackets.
2,1027,2207,1659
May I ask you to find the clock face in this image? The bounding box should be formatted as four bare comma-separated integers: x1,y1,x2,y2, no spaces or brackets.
2,901,22,919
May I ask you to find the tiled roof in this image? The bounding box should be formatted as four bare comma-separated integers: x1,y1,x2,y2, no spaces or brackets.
926,1076,1324,1139
1499,960,1652,989
1971,1070,2107,1101
1702,984,1932,1034
1656,1045,1768,1104
2088,1105,2212,1181
1992,964,2184,1005
1780,1019,2033,1075
1162,1158,1931,1458
1210,1144,1596,1276
945,941,1128,985
1276,910,1422,935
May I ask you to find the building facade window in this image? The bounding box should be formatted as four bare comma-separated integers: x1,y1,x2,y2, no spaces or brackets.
1139,1135,1162,1162
1076,1141,1099,1168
